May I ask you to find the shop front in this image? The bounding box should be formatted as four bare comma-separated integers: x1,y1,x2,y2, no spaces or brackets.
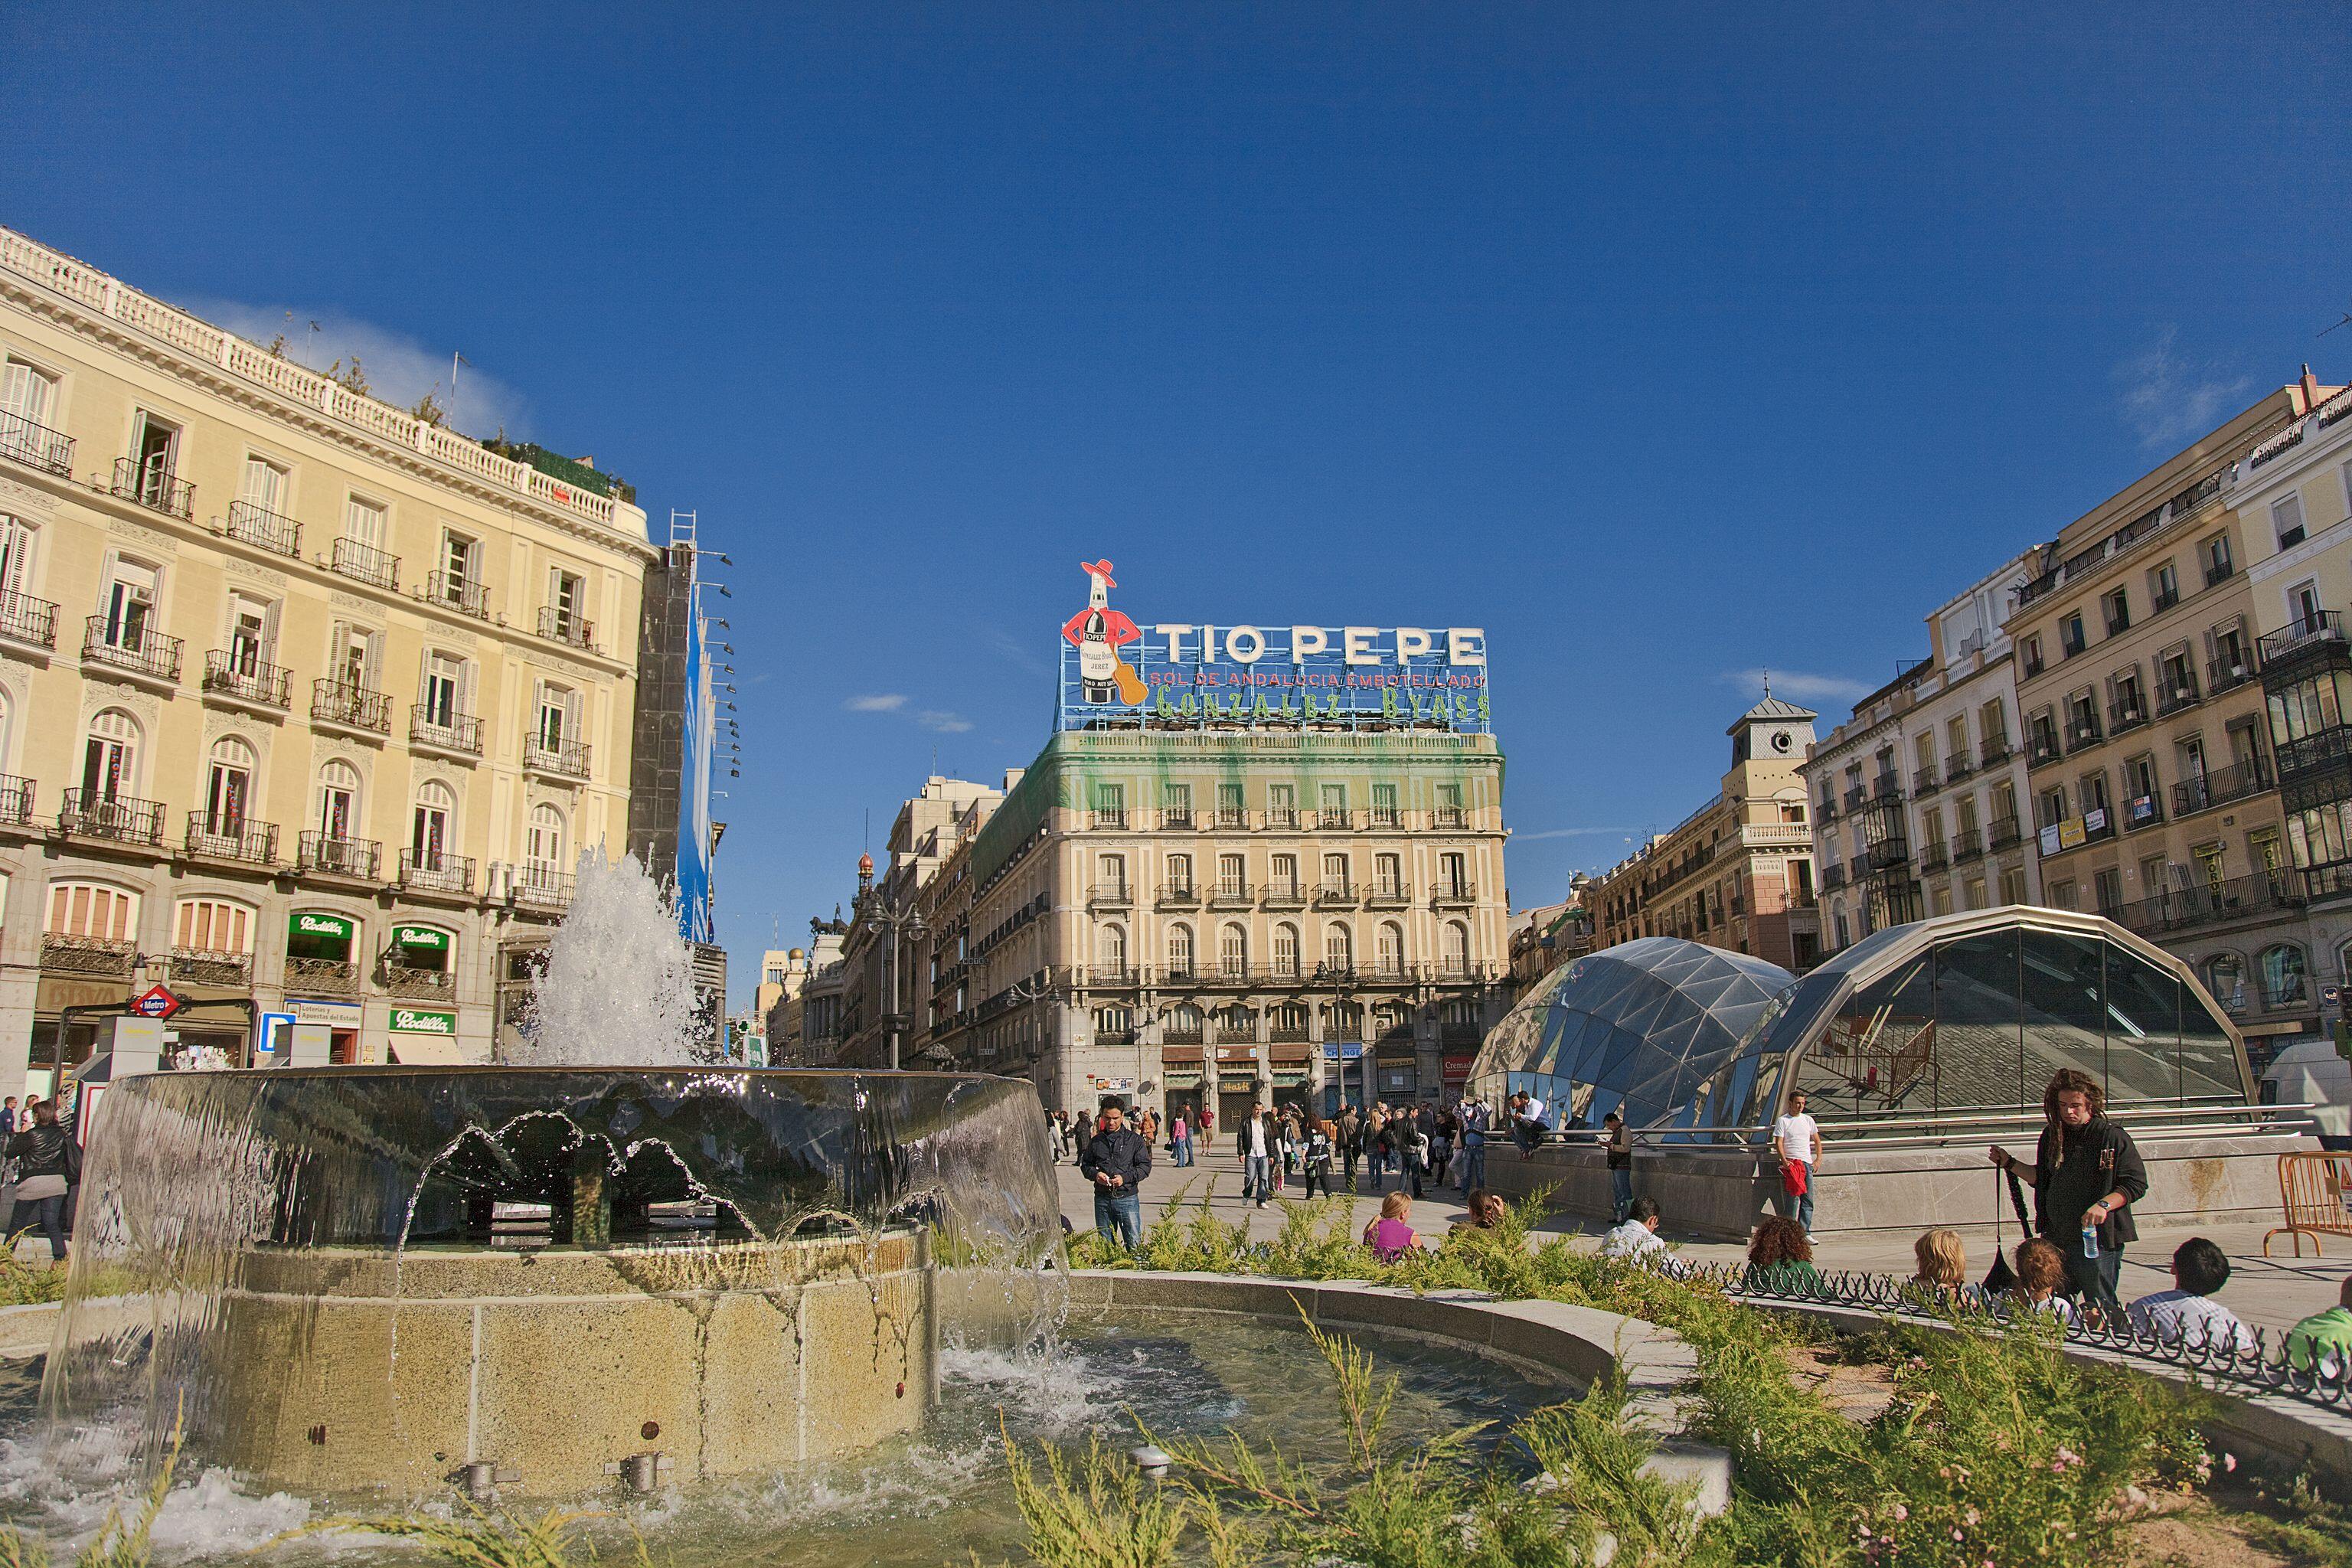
384,1003,463,1064
1321,1040,1365,1116
1161,1046,1204,1124
1376,1040,1418,1102
285,911,364,1063
1214,1043,1260,1128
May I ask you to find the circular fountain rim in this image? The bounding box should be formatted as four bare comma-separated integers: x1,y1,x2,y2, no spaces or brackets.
205,1064,1037,1081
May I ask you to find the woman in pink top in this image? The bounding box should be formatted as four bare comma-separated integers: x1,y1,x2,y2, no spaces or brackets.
1362,1191,1422,1263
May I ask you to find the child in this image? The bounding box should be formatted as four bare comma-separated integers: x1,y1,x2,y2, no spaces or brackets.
1361,1190,1422,1263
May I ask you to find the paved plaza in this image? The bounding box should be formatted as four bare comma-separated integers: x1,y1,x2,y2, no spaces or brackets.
1056,1136,2350,1339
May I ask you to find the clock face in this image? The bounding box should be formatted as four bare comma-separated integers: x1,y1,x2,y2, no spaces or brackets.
1769,728,1795,754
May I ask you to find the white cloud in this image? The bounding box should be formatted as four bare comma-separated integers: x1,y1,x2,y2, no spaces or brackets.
1514,826,1636,841
844,694,908,712
2113,326,2252,452
188,296,533,440
917,710,974,733
1722,667,1873,704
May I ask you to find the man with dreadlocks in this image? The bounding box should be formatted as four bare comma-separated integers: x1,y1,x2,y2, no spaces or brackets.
1988,1068,2148,1324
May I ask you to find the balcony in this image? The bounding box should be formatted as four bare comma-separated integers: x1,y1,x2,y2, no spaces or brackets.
1161,809,1194,830
1919,841,1949,873
185,811,277,867
2122,792,2164,831
1089,808,1127,829
2152,586,2180,613
537,606,595,651
1215,808,1247,829
2206,559,2237,588
1315,809,1357,831
1842,786,1869,812
2064,717,2102,753
400,848,475,897
1209,882,1255,909
202,650,291,710
410,706,483,758
1161,1027,1206,1047
523,734,592,781
2258,612,2347,674
2156,679,2201,717
1364,883,1410,906
59,789,163,847
1370,808,1402,829
172,948,252,988
1156,883,1200,908
2027,732,2063,768
1432,808,1467,828
1817,796,1839,822
1978,734,2012,767
1262,881,1307,908
1087,883,1135,910
1430,881,1476,906
1315,881,1361,906
2107,695,2150,735
1988,815,2024,851
1944,753,1975,784
330,537,399,591
224,499,302,558
1912,765,1941,797
1951,828,1984,863
1865,840,1911,873
0,591,55,652
1269,1020,1312,1044
111,456,192,519
2207,654,2255,694
312,680,390,737
41,932,135,977
381,962,456,1001
1266,807,1298,829
1821,864,1850,890
0,409,72,476
285,956,362,997
299,831,382,881
509,862,575,910
1080,965,1139,989
427,570,490,619
83,618,181,684
2172,759,2273,817
0,774,32,827
2115,871,2304,939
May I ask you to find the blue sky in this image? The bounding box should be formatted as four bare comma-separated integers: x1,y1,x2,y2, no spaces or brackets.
5,5,2347,1003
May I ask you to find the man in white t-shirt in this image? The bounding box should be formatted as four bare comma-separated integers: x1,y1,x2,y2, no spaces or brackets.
1513,1092,1550,1158
1772,1091,1822,1235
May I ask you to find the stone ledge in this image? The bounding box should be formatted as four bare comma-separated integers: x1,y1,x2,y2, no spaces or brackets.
0,1301,57,1360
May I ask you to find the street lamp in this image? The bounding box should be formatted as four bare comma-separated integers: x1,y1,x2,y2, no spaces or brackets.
1006,973,1059,1097
875,900,929,1072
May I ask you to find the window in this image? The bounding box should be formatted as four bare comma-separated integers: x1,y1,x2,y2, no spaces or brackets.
2203,532,2234,585
1162,782,1191,826
2036,786,2066,830
2060,612,2086,657
1166,923,1194,977
421,652,469,727
224,591,275,673
174,897,253,956
2259,944,2307,1007
332,622,381,692
2020,634,2044,677
0,514,38,607
129,413,181,498
1999,867,2028,904
1165,1001,1204,1041
535,681,581,751
81,709,140,800
526,802,567,870
2102,589,2129,636
1217,852,1246,895
1272,922,1300,976
1374,852,1403,896
100,557,158,651
2048,879,2077,910
204,736,255,830
2151,560,2180,610
1218,923,1247,977
1371,782,1399,826
317,760,360,839
1321,851,1349,889
413,780,455,867
1323,923,1352,972
1266,783,1295,827
438,530,482,609
1964,877,1986,910
1096,852,1127,896
239,456,289,514
1096,923,1127,975
1319,783,1347,823
2203,953,2246,1011
1435,782,1465,825
1092,782,1125,827
1376,921,1405,975
344,495,387,548
46,882,137,941
2273,494,2307,550
1165,852,1192,893
2092,867,2122,919
1217,782,1244,825
0,358,60,429
1439,851,1468,897
1270,853,1299,896
547,566,586,639
1441,922,1471,975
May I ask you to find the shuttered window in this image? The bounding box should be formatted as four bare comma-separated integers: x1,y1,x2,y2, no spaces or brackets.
47,883,137,941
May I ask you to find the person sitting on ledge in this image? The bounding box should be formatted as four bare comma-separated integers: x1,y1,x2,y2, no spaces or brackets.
2128,1237,2257,1354
1905,1227,1978,1309
1459,1188,1508,1230
2285,1274,2352,1377
2007,1237,2074,1323
1743,1214,1821,1292
1511,1090,1550,1157
1362,1191,1423,1262
1600,1196,1686,1276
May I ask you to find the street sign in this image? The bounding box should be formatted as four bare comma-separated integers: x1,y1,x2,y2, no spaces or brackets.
129,985,183,1021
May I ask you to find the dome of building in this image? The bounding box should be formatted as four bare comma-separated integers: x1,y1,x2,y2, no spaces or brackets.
1468,937,1795,1133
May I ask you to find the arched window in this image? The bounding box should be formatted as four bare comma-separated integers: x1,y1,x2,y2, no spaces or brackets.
204,736,255,831
1269,1000,1308,1039
1322,1000,1364,1040
1442,921,1471,976
2201,952,2243,1012
1219,922,1247,977
1166,923,1194,978
1095,1005,1133,1040
1215,1003,1256,1041
1165,1001,1204,1042
0,687,13,773
2259,944,2307,1007
1096,923,1128,976
46,881,138,942
81,708,140,802
412,780,456,869
1272,921,1300,977
1376,921,1405,976
1373,1000,1411,1039
526,803,566,869
1323,923,1353,972
317,759,360,839
174,897,255,956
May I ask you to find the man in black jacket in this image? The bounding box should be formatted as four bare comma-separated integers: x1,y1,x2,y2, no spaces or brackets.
1080,1099,1152,1250
1990,1068,2148,1321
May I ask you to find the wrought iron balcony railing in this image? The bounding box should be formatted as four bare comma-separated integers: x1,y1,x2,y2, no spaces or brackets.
0,410,71,475
330,536,399,590
509,862,576,909
284,956,361,996
537,606,594,650
59,789,163,845
224,499,302,557
185,811,277,865
399,848,475,896
410,706,483,755
381,962,457,1000
299,831,381,880
0,774,32,827
0,591,56,649
427,571,489,619
202,649,290,708
523,734,592,779
312,679,390,733
83,617,181,682
2171,759,2272,817
41,932,135,976
171,947,252,988
112,456,191,518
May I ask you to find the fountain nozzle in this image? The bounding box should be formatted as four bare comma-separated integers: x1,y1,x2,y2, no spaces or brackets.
453,1460,520,1502
1129,1444,1171,1479
606,1450,674,1493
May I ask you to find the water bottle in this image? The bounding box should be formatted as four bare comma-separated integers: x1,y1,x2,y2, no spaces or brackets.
2079,1224,2099,1259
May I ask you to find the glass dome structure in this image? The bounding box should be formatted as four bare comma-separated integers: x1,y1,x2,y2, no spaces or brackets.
1467,936,1795,1133
1471,907,2252,1142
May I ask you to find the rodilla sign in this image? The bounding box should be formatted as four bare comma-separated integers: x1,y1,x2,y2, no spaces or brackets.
1054,564,1491,734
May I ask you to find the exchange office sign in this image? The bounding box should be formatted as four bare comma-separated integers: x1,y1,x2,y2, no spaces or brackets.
1055,559,1490,733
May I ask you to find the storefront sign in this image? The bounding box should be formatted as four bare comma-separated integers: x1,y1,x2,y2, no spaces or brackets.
290,912,356,942
1441,1054,1475,1086
1055,560,1491,733
389,1008,458,1035
1321,1040,1364,1060
1216,1045,1259,1061
1083,1074,1135,1093
391,926,449,950
289,998,363,1027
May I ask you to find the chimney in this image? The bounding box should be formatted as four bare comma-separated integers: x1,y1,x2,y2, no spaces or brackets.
2301,364,2321,412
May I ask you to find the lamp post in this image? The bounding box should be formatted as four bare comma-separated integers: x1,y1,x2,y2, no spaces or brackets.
877,901,929,1072
1006,973,1058,1097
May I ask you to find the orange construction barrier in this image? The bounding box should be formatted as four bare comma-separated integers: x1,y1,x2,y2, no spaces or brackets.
2263,1152,2352,1256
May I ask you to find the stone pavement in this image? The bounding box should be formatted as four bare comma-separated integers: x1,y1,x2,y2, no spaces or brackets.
1056,1136,2350,1339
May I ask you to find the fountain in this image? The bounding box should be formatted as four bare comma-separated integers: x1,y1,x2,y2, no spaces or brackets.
38,851,1063,1500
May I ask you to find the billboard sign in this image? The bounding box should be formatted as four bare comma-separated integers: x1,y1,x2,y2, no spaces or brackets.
675,559,717,945
1055,560,1490,733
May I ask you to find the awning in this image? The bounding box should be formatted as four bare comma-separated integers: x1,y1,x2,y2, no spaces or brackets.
387,1033,467,1065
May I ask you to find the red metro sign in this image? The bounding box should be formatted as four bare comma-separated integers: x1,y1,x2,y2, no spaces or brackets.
129,985,183,1021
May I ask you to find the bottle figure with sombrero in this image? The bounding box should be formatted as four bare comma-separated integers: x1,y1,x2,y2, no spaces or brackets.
1063,559,1146,704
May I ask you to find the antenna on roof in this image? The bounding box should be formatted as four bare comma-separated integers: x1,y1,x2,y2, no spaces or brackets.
2320,301,2352,338
1761,670,1771,698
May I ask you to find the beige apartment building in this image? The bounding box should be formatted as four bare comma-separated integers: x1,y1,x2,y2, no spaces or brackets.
2007,377,2341,1062
917,728,1511,1119
0,227,651,1084
1591,697,1819,971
